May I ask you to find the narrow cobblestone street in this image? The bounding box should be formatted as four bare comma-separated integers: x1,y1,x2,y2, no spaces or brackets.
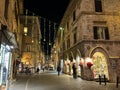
8,71,120,90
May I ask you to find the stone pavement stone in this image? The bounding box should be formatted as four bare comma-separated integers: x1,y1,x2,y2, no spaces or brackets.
8,71,120,90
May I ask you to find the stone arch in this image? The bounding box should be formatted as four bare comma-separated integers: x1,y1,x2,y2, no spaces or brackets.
66,53,68,60
68,51,74,61
89,46,109,58
77,49,82,57
89,46,110,80
70,51,74,59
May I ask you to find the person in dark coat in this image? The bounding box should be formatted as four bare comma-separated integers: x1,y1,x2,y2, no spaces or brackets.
36,67,39,73
57,66,61,76
72,63,77,79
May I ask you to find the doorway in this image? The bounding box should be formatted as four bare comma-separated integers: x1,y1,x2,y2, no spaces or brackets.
92,52,109,79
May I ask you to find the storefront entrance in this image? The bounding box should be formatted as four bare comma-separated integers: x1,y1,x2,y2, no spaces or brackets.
0,44,12,86
92,52,109,80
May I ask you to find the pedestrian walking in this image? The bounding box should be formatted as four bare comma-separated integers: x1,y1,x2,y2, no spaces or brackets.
72,63,77,79
57,66,61,76
36,67,39,73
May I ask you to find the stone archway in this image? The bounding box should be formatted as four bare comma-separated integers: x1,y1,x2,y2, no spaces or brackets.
90,47,109,80
76,49,82,77
92,52,109,79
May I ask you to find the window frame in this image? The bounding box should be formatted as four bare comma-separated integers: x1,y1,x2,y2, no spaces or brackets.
94,0,103,12
93,26,109,40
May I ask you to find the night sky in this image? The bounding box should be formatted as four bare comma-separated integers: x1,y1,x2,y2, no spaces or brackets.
24,0,70,55
24,0,70,23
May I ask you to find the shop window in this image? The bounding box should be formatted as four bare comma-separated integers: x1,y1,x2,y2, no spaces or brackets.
94,0,102,12
93,26,109,40
92,52,109,79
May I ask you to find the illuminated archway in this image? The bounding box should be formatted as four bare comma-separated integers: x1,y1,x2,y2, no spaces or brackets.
76,49,82,76
92,52,109,79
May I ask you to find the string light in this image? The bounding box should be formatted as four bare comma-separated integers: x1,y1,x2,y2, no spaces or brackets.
53,23,57,43
43,18,46,42
49,21,51,46
25,9,60,55
25,9,60,26
24,9,28,35
32,13,35,43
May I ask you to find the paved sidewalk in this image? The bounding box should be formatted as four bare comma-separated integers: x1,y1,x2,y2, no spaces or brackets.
8,71,120,90
106,83,120,90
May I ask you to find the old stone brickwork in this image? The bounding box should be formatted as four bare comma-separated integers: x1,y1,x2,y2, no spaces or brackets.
59,0,120,82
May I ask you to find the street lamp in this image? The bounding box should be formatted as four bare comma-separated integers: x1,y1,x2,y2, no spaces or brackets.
59,26,64,40
59,26,64,66
43,18,46,42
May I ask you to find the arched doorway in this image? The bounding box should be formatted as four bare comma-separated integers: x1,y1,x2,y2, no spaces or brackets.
76,49,82,77
92,52,109,80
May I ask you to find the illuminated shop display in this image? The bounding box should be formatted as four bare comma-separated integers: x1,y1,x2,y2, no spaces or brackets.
92,52,109,79
0,44,12,86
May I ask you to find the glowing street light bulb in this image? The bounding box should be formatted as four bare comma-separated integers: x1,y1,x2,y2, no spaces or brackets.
49,42,51,45
24,27,28,35
59,26,64,30
32,40,34,43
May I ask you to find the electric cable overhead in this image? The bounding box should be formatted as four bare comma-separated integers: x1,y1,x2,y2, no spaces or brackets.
24,9,60,56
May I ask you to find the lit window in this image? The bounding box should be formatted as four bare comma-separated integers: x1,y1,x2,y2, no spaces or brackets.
93,26,109,40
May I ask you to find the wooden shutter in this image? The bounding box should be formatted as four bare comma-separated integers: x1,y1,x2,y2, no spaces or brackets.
105,27,109,40
93,26,98,39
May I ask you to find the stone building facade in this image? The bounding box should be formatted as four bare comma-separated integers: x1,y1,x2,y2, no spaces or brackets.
58,0,120,82
20,15,42,72
0,0,23,89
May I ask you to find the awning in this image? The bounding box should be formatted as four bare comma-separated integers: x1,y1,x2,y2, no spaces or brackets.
6,31,18,48
0,24,18,48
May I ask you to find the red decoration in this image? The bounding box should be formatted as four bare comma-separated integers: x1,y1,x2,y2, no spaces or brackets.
67,63,70,65
79,61,83,67
87,62,93,68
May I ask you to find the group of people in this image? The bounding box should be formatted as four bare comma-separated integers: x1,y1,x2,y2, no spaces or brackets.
21,66,32,75
35,64,77,79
